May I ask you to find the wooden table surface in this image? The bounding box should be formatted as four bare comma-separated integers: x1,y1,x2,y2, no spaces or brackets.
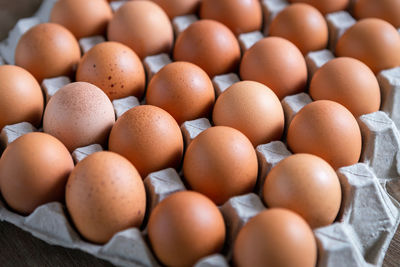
0,0,399,266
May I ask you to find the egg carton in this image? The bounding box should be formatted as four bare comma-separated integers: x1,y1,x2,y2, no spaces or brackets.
1,0,400,266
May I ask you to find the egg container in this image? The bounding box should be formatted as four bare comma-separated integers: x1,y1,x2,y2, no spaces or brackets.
1,0,400,266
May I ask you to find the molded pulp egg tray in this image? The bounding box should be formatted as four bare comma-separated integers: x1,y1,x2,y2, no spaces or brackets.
1,0,400,266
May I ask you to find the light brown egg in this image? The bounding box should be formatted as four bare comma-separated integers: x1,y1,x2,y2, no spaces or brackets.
43,82,115,152
213,81,284,147
233,208,317,267
107,0,173,59
148,191,225,267
174,19,241,78
0,65,43,131
151,0,201,19
354,0,400,28
50,0,113,39
288,0,349,15
263,154,341,228
199,0,262,35
66,151,146,244
76,42,145,100
240,37,307,100
0,132,74,214
183,126,258,205
309,57,380,117
269,3,328,55
15,23,80,82
146,61,215,125
287,100,362,169
336,18,400,74
109,105,183,178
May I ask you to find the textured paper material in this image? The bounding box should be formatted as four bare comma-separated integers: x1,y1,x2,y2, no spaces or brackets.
326,11,356,51
112,96,140,119
238,31,264,52
305,49,334,78
212,73,240,97
180,118,212,146
41,76,71,103
79,35,105,54
143,53,172,81
0,122,37,149
172,14,198,36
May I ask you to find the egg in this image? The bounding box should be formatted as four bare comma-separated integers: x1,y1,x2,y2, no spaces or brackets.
15,23,80,82
50,0,113,39
287,100,362,169
183,126,258,205
263,154,342,228
213,81,284,147
288,0,349,15
174,19,241,78
109,105,183,178
151,0,201,19
336,18,400,74
309,57,380,117
147,191,225,267
107,0,173,59
199,0,262,35
233,208,317,267
354,0,400,28
43,82,115,152
240,37,307,100
76,41,145,100
269,3,328,55
0,65,44,131
146,61,215,125
66,151,146,244
0,132,74,214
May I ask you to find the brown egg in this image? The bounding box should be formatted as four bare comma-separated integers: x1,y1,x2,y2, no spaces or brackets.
15,23,80,82
148,191,225,267
199,0,262,35
151,0,201,19
263,154,341,228
240,37,307,100
43,82,115,152
0,132,74,214
269,3,328,55
0,65,43,131
174,19,241,78
213,81,284,147
233,208,317,267
66,151,146,244
146,61,215,125
309,57,380,117
336,18,400,74
76,42,145,100
109,105,183,178
288,0,349,15
287,100,362,169
183,126,258,205
354,0,400,28
50,0,113,39
107,0,173,59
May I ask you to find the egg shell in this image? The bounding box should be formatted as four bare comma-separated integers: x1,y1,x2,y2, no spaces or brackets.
233,208,317,267
76,41,145,100
263,154,342,228
107,0,174,59
50,0,113,39
146,61,215,125
43,82,115,152
288,0,349,15
287,100,362,170
212,81,284,147
15,23,81,82
0,132,74,215
183,126,258,205
199,0,263,35
269,3,328,55
174,19,241,78
147,191,226,267
354,0,400,28
0,65,44,131
336,18,400,74
66,151,146,244
151,0,201,19
309,57,381,117
109,105,184,178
